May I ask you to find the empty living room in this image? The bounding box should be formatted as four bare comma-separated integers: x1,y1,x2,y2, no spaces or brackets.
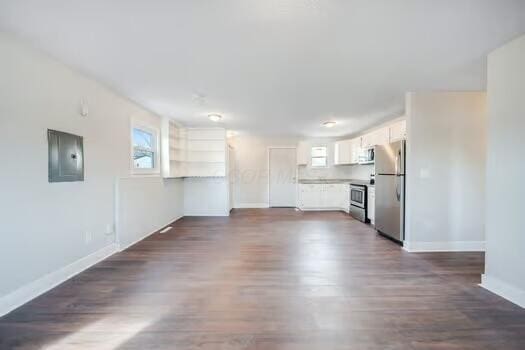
1,1,525,349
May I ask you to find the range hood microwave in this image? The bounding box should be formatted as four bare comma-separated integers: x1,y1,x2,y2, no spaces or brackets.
359,147,375,164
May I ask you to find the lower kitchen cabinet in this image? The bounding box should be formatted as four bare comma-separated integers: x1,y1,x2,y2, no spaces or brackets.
298,184,348,210
367,186,375,224
298,184,321,208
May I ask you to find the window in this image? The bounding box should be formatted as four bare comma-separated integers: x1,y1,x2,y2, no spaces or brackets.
311,146,327,167
131,123,159,174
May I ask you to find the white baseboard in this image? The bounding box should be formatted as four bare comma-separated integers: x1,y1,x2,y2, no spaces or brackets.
300,207,347,212
118,215,183,251
403,240,486,252
0,213,186,317
480,274,525,308
0,243,118,317
233,203,269,209
183,211,230,217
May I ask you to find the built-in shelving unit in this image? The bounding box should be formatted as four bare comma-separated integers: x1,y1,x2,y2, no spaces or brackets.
161,118,226,178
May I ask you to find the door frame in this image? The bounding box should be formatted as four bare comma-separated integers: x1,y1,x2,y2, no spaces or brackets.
227,144,235,212
267,146,298,208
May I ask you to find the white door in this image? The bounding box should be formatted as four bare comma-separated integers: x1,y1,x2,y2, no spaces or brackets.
269,148,297,207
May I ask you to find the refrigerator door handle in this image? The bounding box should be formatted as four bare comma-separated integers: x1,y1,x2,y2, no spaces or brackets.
395,150,401,176
395,175,401,201
394,154,399,176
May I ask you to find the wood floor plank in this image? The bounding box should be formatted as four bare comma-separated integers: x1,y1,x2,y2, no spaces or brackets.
1,208,524,349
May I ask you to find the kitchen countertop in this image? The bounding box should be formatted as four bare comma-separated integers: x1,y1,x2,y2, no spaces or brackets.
298,178,374,187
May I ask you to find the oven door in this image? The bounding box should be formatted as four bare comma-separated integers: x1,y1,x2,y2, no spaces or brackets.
350,186,365,208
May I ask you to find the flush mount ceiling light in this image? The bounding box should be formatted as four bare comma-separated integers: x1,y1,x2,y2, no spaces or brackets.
322,121,337,128
208,114,222,122
226,130,238,138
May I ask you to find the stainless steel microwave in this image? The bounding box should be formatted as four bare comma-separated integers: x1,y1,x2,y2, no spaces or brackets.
359,147,374,164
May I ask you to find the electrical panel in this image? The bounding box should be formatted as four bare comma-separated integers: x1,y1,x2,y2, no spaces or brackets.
48,129,84,182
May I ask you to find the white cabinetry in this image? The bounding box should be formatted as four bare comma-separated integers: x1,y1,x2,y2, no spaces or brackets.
361,128,390,148
298,184,321,208
360,133,374,149
335,138,360,165
343,184,350,213
325,184,345,208
334,140,352,165
162,119,187,178
374,128,390,146
389,119,407,142
162,119,226,178
297,141,309,165
185,129,226,177
298,183,348,210
350,138,361,164
367,186,375,224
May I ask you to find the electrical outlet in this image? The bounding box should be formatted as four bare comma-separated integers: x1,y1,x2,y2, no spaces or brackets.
85,231,92,244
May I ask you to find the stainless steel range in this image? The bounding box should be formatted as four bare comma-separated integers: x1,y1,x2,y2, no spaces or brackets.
349,184,367,222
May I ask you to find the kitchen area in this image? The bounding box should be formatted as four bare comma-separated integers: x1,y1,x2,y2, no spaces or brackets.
296,118,406,243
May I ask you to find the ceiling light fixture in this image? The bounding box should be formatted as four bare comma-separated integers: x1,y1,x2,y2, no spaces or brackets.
208,114,222,122
226,130,238,138
322,121,337,128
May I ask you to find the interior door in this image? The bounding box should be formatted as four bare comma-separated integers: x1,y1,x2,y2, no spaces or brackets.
269,148,297,207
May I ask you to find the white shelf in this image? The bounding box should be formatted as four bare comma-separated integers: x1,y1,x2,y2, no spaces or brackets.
163,124,226,178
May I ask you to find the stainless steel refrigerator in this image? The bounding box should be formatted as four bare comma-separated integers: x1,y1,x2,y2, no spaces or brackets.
374,140,405,242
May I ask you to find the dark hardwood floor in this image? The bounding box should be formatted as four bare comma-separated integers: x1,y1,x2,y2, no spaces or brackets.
1,209,524,349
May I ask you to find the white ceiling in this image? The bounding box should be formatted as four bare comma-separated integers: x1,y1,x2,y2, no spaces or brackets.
1,1,524,137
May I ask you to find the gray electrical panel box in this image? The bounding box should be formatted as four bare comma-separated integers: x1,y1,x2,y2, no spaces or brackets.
48,129,84,182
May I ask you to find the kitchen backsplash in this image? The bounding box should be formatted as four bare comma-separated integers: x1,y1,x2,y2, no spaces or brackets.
298,164,374,181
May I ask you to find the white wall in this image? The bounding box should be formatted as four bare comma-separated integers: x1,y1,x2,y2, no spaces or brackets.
0,33,184,312
230,135,377,207
184,177,230,216
117,177,184,250
229,135,298,207
405,91,486,251
482,35,525,307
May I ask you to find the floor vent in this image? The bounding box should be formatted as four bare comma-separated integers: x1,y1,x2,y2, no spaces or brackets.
160,226,173,234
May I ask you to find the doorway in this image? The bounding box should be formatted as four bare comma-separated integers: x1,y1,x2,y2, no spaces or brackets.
268,147,297,207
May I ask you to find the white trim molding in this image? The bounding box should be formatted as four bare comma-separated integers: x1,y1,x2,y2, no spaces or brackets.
234,203,270,209
0,243,118,317
480,274,525,308
183,211,229,217
403,240,486,252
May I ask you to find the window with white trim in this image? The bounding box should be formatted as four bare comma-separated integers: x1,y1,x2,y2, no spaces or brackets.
131,123,160,174
311,146,327,167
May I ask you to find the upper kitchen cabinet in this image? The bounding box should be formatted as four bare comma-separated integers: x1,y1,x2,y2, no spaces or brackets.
297,141,309,165
389,119,407,142
361,128,389,148
334,140,352,165
375,127,390,145
350,138,361,164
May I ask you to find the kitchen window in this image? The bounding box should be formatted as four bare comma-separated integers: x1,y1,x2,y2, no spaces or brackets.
131,123,160,175
311,146,327,167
